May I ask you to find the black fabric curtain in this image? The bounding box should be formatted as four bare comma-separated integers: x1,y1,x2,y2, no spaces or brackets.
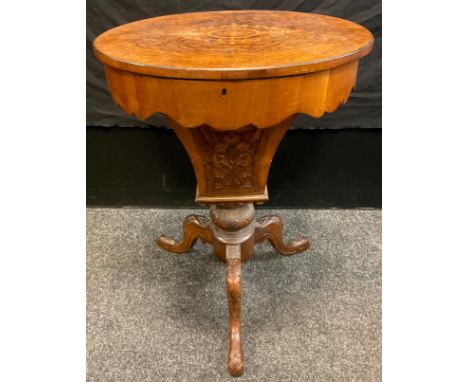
86,0,381,129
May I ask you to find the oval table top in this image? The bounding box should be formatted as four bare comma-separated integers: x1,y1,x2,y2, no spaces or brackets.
94,10,373,80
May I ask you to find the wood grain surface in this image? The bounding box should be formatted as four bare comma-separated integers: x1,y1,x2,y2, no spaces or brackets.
168,116,295,203
94,10,373,80
94,9,374,377
104,61,358,130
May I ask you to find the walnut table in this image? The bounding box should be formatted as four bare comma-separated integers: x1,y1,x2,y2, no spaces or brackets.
94,10,373,376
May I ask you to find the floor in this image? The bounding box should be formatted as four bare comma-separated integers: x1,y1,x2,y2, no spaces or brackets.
87,208,381,382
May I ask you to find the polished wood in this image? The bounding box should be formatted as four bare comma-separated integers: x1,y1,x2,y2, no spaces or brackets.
156,202,311,376
94,10,373,80
226,247,243,376
103,61,358,129
156,215,212,253
157,203,308,376
94,10,373,376
210,204,255,232
169,116,296,202
255,215,310,255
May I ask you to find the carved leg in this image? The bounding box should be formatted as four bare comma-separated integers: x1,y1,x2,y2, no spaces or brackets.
255,215,309,256
225,244,244,377
156,214,212,253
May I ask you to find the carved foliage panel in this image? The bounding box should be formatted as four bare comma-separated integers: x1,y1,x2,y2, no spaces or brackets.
195,125,263,194
168,116,293,202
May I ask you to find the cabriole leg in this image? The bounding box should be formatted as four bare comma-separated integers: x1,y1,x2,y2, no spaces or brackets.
255,215,309,255
156,214,212,253
225,244,244,376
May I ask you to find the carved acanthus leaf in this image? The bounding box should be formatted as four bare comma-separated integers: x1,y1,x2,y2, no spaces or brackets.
199,126,262,191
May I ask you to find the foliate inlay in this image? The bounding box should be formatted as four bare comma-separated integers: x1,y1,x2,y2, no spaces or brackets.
199,126,262,191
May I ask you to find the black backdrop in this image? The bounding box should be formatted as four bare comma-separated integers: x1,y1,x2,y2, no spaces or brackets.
86,1,382,208
87,0,381,130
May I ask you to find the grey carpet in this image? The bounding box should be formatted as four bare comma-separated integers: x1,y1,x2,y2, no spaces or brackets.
87,208,381,382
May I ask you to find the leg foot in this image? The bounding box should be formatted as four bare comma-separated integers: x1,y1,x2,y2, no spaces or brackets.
225,244,244,376
156,214,212,253
255,215,309,256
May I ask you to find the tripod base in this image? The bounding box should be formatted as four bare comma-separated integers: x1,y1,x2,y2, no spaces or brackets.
156,203,309,376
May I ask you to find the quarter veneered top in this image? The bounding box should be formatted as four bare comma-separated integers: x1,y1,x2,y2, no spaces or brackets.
94,10,373,80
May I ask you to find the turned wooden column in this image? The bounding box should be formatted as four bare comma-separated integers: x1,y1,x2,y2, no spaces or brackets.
94,10,373,376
